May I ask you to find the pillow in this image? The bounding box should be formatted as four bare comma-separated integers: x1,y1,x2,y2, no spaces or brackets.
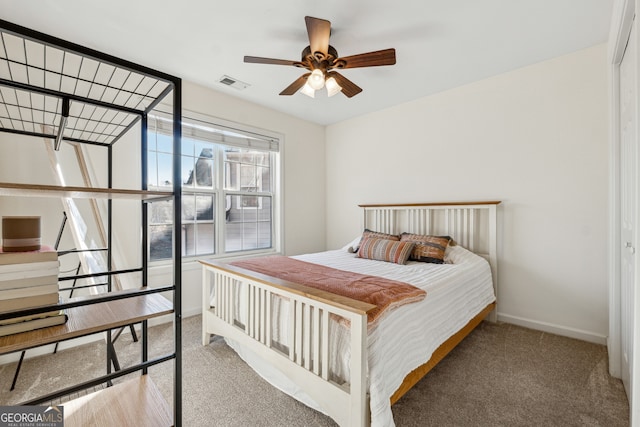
400,233,452,264
356,237,414,264
341,235,363,253
362,229,400,241
351,229,400,253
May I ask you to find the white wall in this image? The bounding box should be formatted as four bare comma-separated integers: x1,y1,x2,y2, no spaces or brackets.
325,44,609,343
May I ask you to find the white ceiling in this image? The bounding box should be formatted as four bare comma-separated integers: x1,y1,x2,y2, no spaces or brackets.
1,0,614,125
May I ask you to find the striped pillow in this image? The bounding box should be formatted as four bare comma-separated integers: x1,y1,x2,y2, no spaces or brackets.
349,229,400,253
357,237,415,264
362,229,400,241
400,233,451,264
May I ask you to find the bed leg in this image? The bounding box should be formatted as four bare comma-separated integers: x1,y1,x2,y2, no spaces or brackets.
203,331,212,346
486,301,498,323
202,265,213,346
350,313,368,427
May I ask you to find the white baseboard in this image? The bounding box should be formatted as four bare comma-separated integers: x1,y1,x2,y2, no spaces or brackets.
183,306,202,318
498,313,607,345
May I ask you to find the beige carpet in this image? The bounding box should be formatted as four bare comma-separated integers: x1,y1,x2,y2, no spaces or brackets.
0,315,629,426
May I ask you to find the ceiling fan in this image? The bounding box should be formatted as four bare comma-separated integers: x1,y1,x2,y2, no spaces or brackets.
244,16,396,98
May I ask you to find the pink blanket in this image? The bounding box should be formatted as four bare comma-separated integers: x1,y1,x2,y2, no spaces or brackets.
230,256,426,326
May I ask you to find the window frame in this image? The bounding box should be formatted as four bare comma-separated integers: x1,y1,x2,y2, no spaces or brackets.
147,109,283,264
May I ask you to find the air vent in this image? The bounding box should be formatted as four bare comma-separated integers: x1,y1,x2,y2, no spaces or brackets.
218,75,250,90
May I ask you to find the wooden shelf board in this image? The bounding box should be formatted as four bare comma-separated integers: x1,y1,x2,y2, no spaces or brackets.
63,375,173,427
0,182,172,201
0,294,173,355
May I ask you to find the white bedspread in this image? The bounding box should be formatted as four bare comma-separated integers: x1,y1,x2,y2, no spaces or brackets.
224,245,496,427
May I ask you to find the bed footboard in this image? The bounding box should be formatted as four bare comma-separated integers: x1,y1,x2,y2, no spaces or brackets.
200,260,376,427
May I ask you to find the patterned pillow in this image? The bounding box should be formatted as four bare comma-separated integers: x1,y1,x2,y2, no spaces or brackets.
400,233,452,264
356,237,415,264
350,229,400,253
362,229,400,241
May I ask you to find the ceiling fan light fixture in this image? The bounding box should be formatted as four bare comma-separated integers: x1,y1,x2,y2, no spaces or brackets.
244,16,395,99
325,77,342,97
300,82,316,98
308,69,325,90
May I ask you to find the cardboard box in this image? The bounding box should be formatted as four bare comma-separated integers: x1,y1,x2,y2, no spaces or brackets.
2,216,41,252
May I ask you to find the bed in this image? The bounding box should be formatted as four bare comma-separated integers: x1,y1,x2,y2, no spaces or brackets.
200,202,500,426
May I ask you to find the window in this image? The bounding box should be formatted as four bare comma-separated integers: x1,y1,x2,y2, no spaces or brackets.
147,112,280,261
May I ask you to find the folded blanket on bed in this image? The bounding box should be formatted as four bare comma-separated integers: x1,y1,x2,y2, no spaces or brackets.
230,256,426,326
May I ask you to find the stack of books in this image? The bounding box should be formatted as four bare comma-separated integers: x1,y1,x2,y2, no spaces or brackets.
0,245,67,337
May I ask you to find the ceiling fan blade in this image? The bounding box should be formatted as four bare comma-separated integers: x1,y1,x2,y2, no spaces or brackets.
244,56,298,66
279,73,311,95
328,72,363,98
305,16,331,56
334,48,396,69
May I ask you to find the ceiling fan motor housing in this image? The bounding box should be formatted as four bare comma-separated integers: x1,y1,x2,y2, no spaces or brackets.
299,45,344,71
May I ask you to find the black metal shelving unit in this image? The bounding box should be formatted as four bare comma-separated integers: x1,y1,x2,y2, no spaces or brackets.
0,19,182,425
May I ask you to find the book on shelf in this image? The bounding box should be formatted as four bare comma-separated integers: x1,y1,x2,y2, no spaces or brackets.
0,245,57,265
0,309,62,326
0,274,58,290
0,283,59,300
0,311,67,337
0,264,59,282
0,260,59,274
0,292,59,313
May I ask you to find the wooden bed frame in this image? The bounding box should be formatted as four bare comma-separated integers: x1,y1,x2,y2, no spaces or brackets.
200,201,500,426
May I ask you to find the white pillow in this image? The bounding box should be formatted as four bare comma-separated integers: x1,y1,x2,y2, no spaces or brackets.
340,235,362,253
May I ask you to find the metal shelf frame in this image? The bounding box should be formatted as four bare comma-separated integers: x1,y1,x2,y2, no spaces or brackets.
0,18,182,425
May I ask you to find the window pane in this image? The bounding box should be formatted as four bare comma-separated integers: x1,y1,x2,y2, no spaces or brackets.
196,223,214,254
242,222,258,250
225,220,242,252
182,156,194,187
150,225,172,260
182,193,195,221
196,195,214,220
227,195,241,222
225,195,272,252
258,197,271,221
146,130,157,152
156,133,172,153
256,152,269,166
157,153,173,187
241,164,256,189
147,151,158,187
195,155,213,188
183,223,196,257
258,220,271,249
224,161,239,191
258,166,270,192
182,138,195,157
195,141,212,158
244,196,254,211
150,200,173,224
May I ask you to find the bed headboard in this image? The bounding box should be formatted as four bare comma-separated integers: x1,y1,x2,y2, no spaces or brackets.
360,201,500,318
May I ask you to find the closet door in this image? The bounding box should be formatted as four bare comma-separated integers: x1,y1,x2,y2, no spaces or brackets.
620,18,637,400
